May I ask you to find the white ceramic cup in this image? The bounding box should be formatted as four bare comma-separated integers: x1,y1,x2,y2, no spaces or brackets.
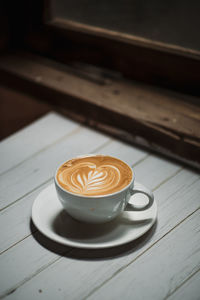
54,155,154,223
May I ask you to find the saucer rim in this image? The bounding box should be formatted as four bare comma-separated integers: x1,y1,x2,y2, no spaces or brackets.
31,184,157,249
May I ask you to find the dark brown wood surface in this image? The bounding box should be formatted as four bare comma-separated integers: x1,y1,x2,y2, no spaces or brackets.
0,85,52,140
1,0,200,96
23,17,200,96
48,18,200,59
0,52,199,168
51,0,200,54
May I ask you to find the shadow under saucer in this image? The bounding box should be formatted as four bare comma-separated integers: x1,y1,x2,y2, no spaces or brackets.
48,207,156,250
52,210,154,242
31,183,158,257
30,218,157,260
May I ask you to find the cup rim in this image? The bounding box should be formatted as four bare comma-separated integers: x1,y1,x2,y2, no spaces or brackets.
54,154,135,198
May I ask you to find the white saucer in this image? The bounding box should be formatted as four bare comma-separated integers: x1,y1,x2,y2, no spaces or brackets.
32,184,157,249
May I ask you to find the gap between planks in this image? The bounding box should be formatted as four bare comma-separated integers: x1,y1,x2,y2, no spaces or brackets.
164,268,200,300
152,168,182,191
0,164,186,299
1,179,199,300
0,126,82,178
0,159,180,255
0,113,191,297
0,112,79,175
0,132,112,212
84,205,200,300
0,152,151,255
0,139,113,254
164,269,200,300
0,154,182,255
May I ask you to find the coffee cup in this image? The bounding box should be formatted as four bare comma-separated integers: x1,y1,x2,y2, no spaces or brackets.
54,154,154,223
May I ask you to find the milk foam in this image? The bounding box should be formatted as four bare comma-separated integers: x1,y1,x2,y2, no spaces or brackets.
57,156,132,196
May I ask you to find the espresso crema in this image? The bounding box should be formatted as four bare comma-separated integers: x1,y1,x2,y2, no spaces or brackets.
56,155,132,196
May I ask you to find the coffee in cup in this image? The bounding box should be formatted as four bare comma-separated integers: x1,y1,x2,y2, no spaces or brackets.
56,155,132,196
55,154,154,223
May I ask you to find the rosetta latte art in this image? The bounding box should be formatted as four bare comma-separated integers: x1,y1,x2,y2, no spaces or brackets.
57,156,132,196
59,163,120,195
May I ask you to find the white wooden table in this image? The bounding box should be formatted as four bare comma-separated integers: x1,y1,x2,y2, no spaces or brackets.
0,112,199,300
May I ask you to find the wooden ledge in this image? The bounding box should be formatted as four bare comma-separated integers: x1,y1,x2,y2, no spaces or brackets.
48,18,200,60
0,52,200,168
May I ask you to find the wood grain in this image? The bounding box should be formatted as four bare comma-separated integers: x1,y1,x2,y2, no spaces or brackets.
0,53,199,167
0,113,199,300
7,0,200,95
133,154,181,191
25,12,200,95
1,169,199,299
94,139,147,166
167,270,200,300
0,139,180,255
0,126,109,211
49,18,200,59
88,209,200,300
1,53,200,140
0,231,62,298
0,111,181,297
0,112,78,175
0,138,147,253
0,180,53,254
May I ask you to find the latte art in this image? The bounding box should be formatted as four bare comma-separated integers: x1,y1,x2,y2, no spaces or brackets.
60,162,120,194
56,156,132,196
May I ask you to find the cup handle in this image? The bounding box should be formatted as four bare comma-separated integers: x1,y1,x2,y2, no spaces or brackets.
128,181,154,211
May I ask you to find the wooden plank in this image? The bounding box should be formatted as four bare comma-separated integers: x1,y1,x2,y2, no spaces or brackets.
133,154,181,190
167,270,200,300
0,126,110,211
0,53,199,167
0,180,53,254
48,18,200,59
1,53,200,141
0,137,147,253
27,13,200,95
0,231,64,298
96,141,182,190
7,1,200,95
1,168,199,298
0,140,180,255
94,139,147,166
4,209,200,300
88,210,200,300
0,112,78,175
0,138,148,253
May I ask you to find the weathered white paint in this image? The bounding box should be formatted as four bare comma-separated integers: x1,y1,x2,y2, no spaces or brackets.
94,139,147,166
0,112,78,175
88,209,200,300
0,140,178,254
0,231,63,297
167,270,200,300
0,126,110,210
1,169,199,299
0,113,199,300
0,180,53,254
133,153,181,190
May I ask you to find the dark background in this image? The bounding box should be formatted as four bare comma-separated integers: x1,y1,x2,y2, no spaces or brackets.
0,0,200,155
52,0,200,51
